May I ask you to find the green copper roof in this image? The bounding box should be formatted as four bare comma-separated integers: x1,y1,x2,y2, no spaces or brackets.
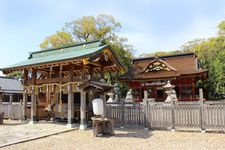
1,40,109,70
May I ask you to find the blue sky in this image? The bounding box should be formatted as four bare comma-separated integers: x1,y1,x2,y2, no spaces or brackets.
0,0,225,74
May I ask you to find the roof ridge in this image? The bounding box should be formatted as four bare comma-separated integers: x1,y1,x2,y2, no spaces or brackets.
0,76,17,80
133,52,195,63
30,39,104,55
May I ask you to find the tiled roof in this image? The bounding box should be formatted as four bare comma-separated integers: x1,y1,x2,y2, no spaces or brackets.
120,53,207,81
1,40,124,72
0,76,22,93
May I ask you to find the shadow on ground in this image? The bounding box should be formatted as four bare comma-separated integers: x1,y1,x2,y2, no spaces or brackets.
113,127,152,139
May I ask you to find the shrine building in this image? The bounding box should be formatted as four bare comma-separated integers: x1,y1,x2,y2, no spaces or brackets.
1,40,124,129
120,53,207,102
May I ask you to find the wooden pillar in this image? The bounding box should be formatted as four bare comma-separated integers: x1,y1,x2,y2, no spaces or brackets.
22,69,28,121
67,84,74,127
88,90,93,109
0,94,2,104
67,64,75,128
80,90,87,130
30,90,37,123
30,68,37,124
9,94,13,104
100,92,107,118
81,65,86,80
192,79,196,100
179,79,182,100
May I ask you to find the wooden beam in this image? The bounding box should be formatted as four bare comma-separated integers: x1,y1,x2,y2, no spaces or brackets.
68,64,74,82
23,69,28,85
32,68,37,84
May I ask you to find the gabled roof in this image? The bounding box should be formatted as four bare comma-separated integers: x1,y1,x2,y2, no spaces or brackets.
120,53,207,81
0,76,22,93
1,40,125,73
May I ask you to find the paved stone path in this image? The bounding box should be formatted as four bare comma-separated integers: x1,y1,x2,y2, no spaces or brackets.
0,120,77,148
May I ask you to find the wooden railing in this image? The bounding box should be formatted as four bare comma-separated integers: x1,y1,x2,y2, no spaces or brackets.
105,100,225,131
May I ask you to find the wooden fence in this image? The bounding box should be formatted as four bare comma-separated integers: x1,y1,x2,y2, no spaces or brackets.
0,104,23,119
105,102,145,127
106,100,225,131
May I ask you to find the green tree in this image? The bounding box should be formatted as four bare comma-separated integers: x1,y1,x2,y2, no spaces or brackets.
213,51,225,94
65,14,121,42
179,21,225,99
6,71,23,80
218,21,225,36
40,31,74,49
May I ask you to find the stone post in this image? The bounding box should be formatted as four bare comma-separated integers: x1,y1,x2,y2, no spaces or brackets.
199,88,204,100
199,89,205,133
80,91,87,130
143,90,148,129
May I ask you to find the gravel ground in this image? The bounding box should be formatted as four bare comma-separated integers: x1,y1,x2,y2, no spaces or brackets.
2,127,225,150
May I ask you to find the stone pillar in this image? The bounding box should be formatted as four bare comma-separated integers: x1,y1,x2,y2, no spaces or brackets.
199,88,204,100
22,92,27,120
67,84,75,128
144,90,148,102
143,90,148,129
30,89,37,124
80,91,87,130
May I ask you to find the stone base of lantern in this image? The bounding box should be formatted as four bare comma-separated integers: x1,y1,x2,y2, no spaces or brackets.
29,120,37,124
79,124,87,130
67,123,76,128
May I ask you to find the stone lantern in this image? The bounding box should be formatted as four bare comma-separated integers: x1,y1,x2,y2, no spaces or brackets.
113,83,120,102
163,81,178,102
107,92,114,102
